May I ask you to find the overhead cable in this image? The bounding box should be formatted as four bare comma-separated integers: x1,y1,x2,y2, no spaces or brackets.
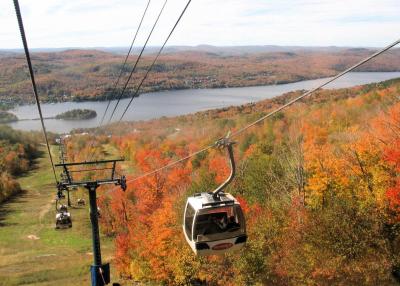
117,0,193,122
229,39,400,138
13,0,58,183
99,0,152,126
108,0,169,123
86,0,152,162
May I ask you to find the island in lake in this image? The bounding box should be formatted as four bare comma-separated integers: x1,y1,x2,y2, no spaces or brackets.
55,109,97,120
0,111,18,123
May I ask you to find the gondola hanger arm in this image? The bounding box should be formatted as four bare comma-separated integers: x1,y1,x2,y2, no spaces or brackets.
212,132,236,198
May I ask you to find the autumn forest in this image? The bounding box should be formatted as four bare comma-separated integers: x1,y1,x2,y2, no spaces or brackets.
53,77,400,285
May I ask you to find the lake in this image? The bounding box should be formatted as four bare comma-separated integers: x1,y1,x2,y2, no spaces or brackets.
7,72,400,133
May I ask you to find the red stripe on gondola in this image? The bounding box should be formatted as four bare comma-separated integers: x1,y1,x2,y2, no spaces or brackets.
212,243,233,250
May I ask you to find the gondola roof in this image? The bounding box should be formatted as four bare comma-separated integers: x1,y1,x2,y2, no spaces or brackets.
188,192,239,211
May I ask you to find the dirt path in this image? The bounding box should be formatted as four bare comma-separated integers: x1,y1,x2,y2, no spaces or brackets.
38,199,53,223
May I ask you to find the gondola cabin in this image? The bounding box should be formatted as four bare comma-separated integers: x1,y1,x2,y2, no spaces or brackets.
55,211,72,229
183,192,247,255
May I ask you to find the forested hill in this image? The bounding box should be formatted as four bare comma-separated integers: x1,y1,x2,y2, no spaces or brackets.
1,47,400,106
63,77,400,284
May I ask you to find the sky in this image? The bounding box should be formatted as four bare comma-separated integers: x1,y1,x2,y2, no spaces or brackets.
1,0,399,49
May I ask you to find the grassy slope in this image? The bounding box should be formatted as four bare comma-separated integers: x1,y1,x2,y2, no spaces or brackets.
0,146,117,285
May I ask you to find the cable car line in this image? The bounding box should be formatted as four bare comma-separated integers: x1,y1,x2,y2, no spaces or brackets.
117,0,193,122
107,0,169,124
85,0,159,162
85,0,162,161
13,0,58,183
98,0,152,127
108,38,400,189
88,0,192,162
124,144,214,186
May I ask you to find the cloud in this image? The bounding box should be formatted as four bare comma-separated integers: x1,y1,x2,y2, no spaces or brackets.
1,0,399,49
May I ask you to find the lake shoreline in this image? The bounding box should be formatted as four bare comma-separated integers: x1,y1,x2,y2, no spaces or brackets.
7,72,400,133
6,71,392,109
4,76,323,110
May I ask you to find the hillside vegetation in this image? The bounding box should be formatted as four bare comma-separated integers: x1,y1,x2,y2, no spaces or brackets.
0,126,40,203
1,47,400,106
62,77,400,285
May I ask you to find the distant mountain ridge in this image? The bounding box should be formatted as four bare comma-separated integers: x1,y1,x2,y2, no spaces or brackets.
0,44,392,56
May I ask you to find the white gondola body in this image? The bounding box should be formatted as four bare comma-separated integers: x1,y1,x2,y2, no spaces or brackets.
183,192,247,255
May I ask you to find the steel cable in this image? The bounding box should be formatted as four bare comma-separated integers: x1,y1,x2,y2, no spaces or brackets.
107,0,169,123
86,0,152,162
13,0,58,183
99,0,152,127
117,0,193,122
229,39,400,139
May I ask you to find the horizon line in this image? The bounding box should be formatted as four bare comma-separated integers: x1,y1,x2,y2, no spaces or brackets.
1,44,398,52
